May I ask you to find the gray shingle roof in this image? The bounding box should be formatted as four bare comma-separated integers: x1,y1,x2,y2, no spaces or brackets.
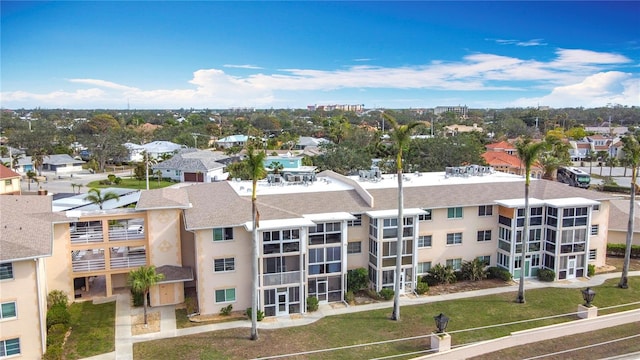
136,187,192,210
0,196,70,261
179,174,613,230
153,150,230,173
608,198,640,232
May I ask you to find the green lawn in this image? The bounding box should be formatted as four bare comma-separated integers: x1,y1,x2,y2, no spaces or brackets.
134,277,640,360
86,176,175,190
63,301,116,359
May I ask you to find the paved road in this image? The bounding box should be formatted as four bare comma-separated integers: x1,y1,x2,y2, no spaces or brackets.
22,169,134,196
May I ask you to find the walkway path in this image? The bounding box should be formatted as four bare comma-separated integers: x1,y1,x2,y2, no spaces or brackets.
80,271,640,360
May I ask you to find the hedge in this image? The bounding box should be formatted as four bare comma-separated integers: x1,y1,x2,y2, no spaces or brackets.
607,243,640,258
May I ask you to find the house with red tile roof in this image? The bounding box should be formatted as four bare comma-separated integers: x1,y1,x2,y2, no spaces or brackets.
0,163,21,195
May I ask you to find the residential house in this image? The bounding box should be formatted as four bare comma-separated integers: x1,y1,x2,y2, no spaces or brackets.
216,135,248,149
152,149,232,183
482,142,543,178
444,123,482,136
42,154,85,176
123,143,145,163
293,136,331,151
0,155,32,174
141,141,184,160
0,164,21,195
0,196,70,359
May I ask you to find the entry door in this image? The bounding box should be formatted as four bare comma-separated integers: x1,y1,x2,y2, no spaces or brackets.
567,259,577,279
524,259,531,277
317,279,328,303
276,288,288,316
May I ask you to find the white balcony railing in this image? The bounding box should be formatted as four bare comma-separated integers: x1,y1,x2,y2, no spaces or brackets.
72,259,106,272
262,270,301,286
110,254,147,269
70,226,104,244
108,225,145,241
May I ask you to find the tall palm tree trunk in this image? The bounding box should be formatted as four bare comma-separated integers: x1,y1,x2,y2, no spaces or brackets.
619,166,636,289
517,182,529,303
392,169,404,320
251,196,259,339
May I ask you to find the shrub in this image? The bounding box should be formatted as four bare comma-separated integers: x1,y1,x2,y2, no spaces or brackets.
47,290,68,310
114,177,123,185
588,264,595,277
487,266,513,281
347,268,368,292
415,277,429,295
245,307,264,321
220,304,233,316
131,288,144,307
538,269,556,282
46,323,68,346
344,290,355,304
107,174,116,183
43,344,63,360
428,264,457,285
99,179,111,185
422,274,439,287
46,304,70,329
461,258,487,281
365,288,381,300
378,288,394,301
307,296,319,312
184,296,197,315
607,243,640,258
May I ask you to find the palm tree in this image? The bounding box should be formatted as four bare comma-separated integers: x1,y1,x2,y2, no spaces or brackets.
141,151,157,190
385,113,420,321
84,188,120,210
515,138,547,303
127,265,165,325
11,153,22,171
619,134,640,289
31,148,48,176
597,151,608,176
585,149,595,175
154,169,162,186
606,156,619,178
268,161,284,175
26,170,37,191
246,145,266,340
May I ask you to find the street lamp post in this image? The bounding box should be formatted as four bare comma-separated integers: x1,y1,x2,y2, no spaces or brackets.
431,313,451,352
578,287,598,319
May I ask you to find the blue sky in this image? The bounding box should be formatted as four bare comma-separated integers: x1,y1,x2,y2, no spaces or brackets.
1,1,639,110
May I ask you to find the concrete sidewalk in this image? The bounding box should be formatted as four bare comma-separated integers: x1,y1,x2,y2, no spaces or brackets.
81,271,640,360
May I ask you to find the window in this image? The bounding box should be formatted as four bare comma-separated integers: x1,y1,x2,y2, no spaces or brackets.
591,225,599,235
0,263,12,281
347,214,362,227
446,233,462,245
418,209,432,221
417,262,432,274
347,242,361,254
478,205,493,216
418,235,432,248
477,256,490,266
497,253,509,268
0,302,17,320
4,180,10,186
477,230,492,242
215,288,236,303
213,258,235,272
446,258,462,271
213,227,233,242
447,207,463,219
309,222,341,245
0,338,20,357
589,249,597,260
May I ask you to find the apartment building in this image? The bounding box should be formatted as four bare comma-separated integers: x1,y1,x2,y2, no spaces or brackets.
0,196,69,359
135,167,612,317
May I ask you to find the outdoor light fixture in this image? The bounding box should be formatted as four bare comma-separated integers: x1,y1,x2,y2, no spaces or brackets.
433,313,449,333
581,287,596,307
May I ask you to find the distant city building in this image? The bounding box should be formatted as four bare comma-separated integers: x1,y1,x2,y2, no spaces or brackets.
434,106,468,119
307,104,364,113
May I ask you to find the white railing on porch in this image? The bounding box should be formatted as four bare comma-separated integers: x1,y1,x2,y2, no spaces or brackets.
70,225,104,244
110,255,147,269
263,270,301,286
72,259,106,272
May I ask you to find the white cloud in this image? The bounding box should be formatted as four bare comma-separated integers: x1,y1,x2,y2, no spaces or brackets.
1,48,636,109
223,64,263,69
490,38,547,47
510,71,639,108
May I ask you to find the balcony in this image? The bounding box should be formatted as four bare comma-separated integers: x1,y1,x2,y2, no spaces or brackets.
108,224,145,241
70,225,104,244
72,250,106,272
263,270,302,286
